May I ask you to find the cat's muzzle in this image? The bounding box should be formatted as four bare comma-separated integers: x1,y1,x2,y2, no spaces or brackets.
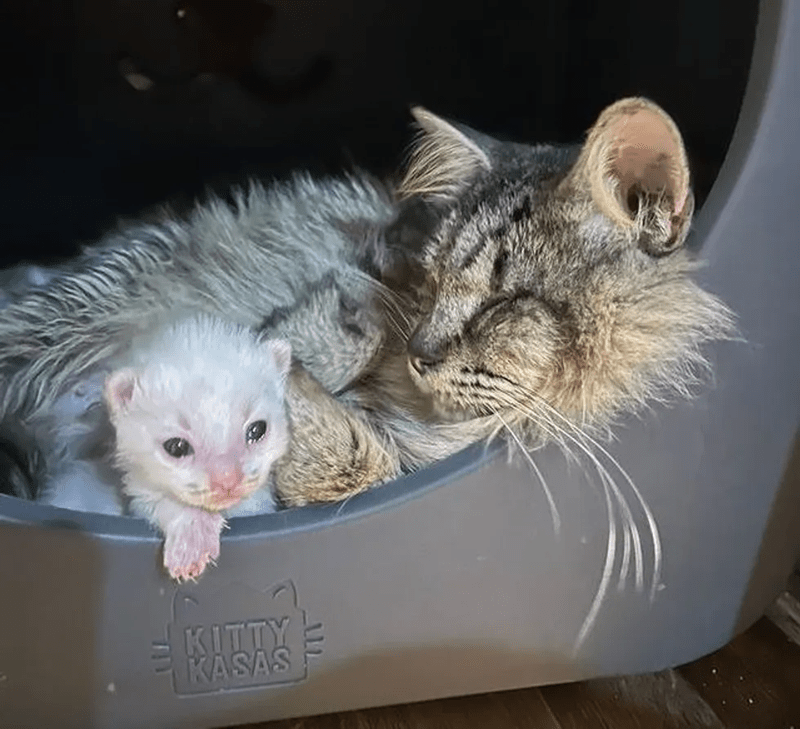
406,328,445,376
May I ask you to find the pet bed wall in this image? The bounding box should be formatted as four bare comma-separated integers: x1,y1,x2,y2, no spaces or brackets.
2,1,800,728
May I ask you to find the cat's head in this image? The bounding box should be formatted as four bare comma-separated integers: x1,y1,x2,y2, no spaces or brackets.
104,319,292,511
399,98,733,432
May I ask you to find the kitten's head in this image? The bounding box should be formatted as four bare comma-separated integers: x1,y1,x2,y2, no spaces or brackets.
399,98,733,432
104,317,292,511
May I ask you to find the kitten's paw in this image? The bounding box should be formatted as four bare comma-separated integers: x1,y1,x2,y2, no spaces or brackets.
162,510,225,582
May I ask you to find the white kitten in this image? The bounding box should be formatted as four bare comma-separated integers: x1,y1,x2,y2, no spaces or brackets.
104,315,292,581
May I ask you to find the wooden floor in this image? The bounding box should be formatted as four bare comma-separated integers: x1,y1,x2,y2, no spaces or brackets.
233,574,800,729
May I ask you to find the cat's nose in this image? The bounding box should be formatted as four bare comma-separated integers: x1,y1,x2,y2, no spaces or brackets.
407,331,445,375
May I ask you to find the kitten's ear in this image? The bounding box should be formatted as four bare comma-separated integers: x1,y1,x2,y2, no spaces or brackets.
563,97,693,255
398,107,491,202
267,339,292,381
104,368,138,417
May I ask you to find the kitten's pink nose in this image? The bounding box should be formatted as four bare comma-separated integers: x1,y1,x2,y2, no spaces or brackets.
210,466,244,495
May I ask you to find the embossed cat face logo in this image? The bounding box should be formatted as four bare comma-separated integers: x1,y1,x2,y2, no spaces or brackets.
400,99,733,430
151,580,323,695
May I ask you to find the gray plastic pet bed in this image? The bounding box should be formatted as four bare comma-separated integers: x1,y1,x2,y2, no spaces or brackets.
2,1,800,728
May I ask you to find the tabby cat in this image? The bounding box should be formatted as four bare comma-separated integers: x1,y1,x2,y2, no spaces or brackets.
0,98,732,516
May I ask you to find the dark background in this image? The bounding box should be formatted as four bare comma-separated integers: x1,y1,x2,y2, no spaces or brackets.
1,0,759,268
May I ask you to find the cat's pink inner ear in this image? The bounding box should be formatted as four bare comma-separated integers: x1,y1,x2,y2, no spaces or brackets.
567,98,691,231
104,368,138,415
606,108,689,217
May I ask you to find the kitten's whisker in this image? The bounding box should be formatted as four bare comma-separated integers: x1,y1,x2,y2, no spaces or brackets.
496,412,561,536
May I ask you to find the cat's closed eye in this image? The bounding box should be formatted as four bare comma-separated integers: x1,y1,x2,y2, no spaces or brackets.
163,437,194,458
245,420,268,444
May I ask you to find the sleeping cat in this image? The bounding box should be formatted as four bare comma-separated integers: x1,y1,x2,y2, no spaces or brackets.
0,98,732,522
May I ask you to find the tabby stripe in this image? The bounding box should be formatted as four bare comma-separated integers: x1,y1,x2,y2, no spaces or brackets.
454,379,505,392
511,195,532,223
491,249,508,291
258,271,339,332
459,394,505,411
458,235,490,271
460,365,518,387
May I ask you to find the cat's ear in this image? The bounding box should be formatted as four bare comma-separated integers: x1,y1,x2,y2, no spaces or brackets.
104,368,138,416
563,97,693,255
266,339,292,381
398,107,491,202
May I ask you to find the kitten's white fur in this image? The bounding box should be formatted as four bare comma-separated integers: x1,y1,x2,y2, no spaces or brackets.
42,315,292,580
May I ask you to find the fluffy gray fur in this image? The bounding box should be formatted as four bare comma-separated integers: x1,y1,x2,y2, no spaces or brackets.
0,98,734,512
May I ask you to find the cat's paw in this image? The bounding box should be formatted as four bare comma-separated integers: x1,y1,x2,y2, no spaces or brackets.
275,367,400,506
162,510,225,582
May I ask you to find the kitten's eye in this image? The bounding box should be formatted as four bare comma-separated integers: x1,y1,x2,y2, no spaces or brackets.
163,437,194,458
246,420,268,444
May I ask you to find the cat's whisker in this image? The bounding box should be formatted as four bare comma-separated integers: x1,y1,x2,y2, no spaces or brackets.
499,395,579,467
331,267,415,339
383,294,415,333
574,467,618,654
619,503,633,591
489,400,579,486
589,436,661,600
496,412,561,536
492,391,652,644
536,414,654,595
380,307,407,340
370,279,406,309
334,489,360,517
583,445,642,593
380,300,414,340
556,433,627,621
535,416,639,592
351,269,412,320
560,432,646,646
493,396,637,610
531,400,658,599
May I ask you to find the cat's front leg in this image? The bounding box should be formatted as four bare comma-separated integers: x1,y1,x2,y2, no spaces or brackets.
139,496,226,581
274,366,401,506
